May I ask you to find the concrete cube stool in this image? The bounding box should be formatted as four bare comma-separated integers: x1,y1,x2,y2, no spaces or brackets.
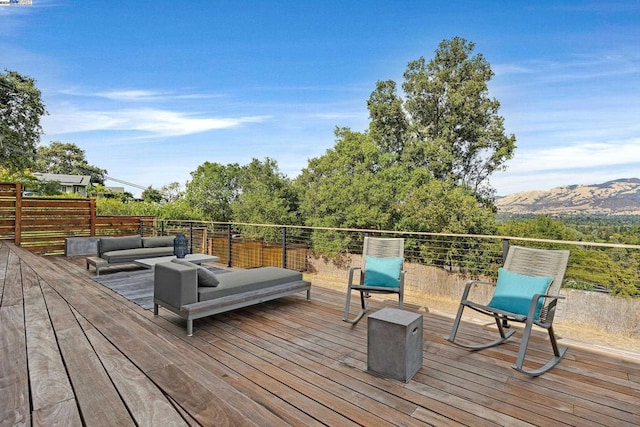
367,307,423,382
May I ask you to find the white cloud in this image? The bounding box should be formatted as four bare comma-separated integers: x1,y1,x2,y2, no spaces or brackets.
59,88,223,102
492,139,640,195
508,139,640,173
42,108,270,137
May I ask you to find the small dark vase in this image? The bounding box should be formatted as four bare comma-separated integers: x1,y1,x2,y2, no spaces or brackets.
173,233,189,258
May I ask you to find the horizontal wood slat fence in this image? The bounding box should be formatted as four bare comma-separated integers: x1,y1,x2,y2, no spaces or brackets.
0,182,156,254
207,232,308,271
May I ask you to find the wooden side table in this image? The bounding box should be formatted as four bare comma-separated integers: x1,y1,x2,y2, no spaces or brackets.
86,256,108,276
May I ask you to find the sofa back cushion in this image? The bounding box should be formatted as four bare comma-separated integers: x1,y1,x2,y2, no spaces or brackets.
142,236,175,248
99,235,142,256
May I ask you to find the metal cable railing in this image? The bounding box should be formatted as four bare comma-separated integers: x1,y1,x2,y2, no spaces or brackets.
156,220,640,296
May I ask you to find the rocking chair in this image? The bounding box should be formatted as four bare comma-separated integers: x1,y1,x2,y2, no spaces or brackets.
343,237,405,325
448,245,570,376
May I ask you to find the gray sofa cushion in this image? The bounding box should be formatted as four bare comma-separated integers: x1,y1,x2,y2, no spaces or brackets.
198,267,302,301
99,235,142,256
101,246,174,263
142,236,175,248
172,259,219,287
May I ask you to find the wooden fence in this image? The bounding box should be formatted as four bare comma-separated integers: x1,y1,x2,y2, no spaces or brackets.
207,232,308,271
0,182,156,254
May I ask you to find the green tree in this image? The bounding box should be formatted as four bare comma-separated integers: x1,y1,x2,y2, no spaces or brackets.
185,161,242,221
498,216,581,241
0,70,46,172
160,182,184,202
367,80,407,156
397,180,497,235
232,158,299,226
35,141,107,184
141,186,164,203
368,37,516,199
296,127,404,231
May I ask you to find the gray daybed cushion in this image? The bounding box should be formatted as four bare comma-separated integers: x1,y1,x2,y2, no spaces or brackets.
143,236,176,248
172,258,219,287
99,235,142,256
198,267,302,301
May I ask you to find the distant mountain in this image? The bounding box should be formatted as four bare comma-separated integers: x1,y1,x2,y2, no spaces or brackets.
495,178,640,215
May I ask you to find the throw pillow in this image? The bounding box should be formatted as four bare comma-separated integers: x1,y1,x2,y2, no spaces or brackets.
171,259,219,287
363,256,403,288
487,268,553,318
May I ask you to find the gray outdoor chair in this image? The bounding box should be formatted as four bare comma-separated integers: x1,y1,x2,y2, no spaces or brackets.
448,245,570,376
343,237,405,325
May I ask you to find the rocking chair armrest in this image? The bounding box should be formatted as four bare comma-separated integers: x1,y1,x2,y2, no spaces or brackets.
461,279,495,300
526,293,565,322
348,266,363,286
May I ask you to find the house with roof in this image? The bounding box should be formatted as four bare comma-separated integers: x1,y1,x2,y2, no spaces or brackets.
31,173,92,197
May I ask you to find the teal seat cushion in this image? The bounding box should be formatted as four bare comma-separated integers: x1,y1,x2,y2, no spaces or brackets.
363,256,402,288
487,268,553,318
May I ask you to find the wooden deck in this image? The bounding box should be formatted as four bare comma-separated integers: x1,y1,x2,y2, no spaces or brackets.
1,241,639,426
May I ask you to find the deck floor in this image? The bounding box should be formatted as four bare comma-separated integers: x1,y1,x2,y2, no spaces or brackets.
1,241,639,426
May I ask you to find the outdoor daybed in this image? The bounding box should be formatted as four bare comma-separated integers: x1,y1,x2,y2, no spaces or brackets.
93,235,175,275
153,261,311,335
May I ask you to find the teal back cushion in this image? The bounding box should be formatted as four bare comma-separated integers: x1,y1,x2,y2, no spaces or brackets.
363,256,403,288
487,268,553,318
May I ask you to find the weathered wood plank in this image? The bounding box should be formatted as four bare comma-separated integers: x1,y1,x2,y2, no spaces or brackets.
200,312,436,426
76,315,188,426
204,304,512,426
0,305,29,426
31,399,82,427
0,244,9,298
147,364,275,427
0,245,30,426
21,261,80,424
2,250,22,307
40,283,135,426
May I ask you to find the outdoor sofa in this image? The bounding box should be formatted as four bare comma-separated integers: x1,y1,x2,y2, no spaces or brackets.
153,261,311,335
93,234,175,275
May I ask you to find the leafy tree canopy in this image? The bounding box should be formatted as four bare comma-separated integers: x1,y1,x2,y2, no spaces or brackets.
141,186,164,203
185,158,298,226
35,141,107,185
231,158,300,227
296,127,410,231
185,161,242,222
370,36,516,200
160,182,184,202
296,37,509,236
0,70,46,172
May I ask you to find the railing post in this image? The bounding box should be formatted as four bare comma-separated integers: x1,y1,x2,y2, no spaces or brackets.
161,220,165,236
281,226,287,269
502,238,510,263
89,198,96,236
14,182,22,246
227,224,232,267
501,238,511,328
189,221,194,254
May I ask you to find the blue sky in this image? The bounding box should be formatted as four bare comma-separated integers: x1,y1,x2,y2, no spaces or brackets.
2,1,639,197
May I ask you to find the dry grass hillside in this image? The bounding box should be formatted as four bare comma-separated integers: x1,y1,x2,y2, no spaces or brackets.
495,178,640,215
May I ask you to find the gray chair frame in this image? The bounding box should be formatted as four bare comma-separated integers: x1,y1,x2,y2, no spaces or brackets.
343,237,405,325
448,245,570,376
